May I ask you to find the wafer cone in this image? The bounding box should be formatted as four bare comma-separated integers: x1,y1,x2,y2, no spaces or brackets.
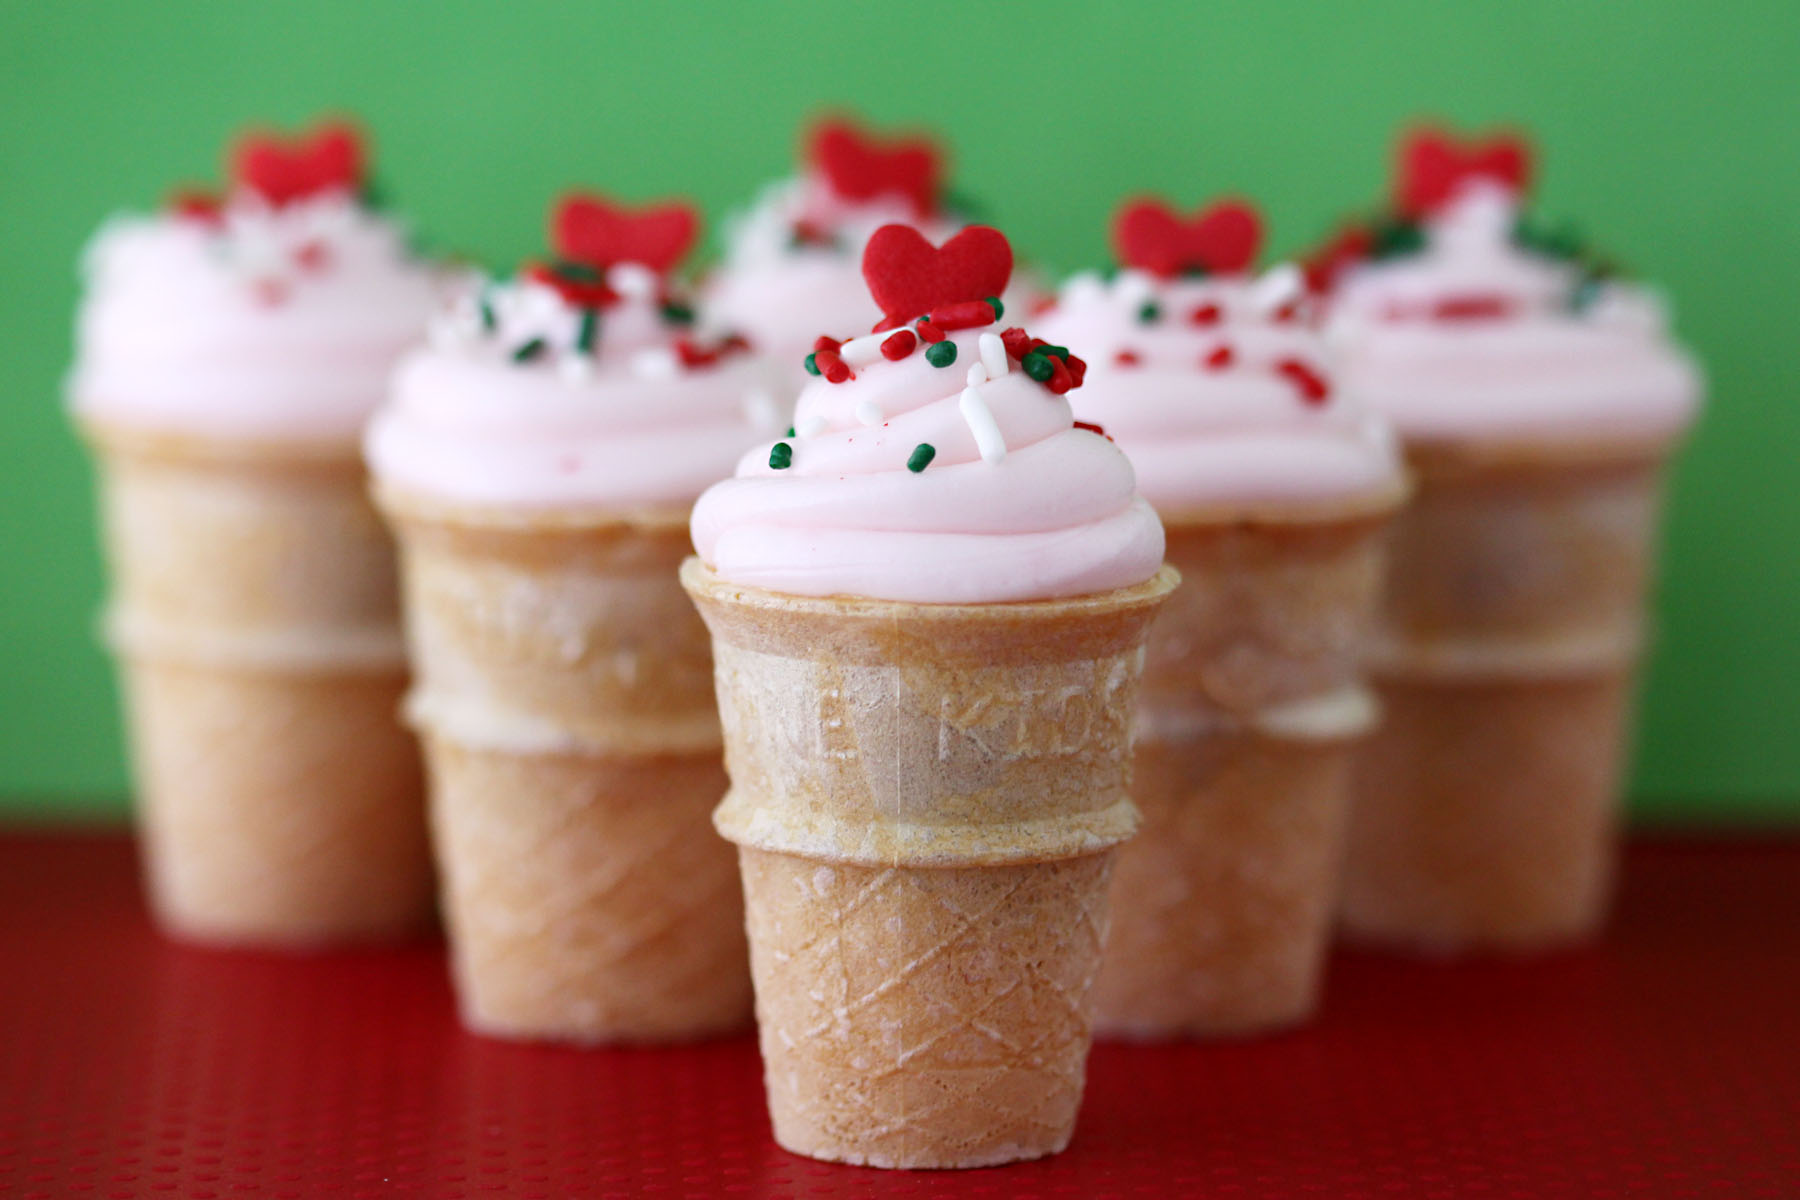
378,490,750,1043
1342,436,1672,953
82,421,431,947
683,560,1177,1169
1094,508,1396,1038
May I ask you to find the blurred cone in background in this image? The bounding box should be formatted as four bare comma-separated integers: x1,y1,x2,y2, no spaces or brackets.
379,496,752,1043
86,424,432,946
1343,437,1675,950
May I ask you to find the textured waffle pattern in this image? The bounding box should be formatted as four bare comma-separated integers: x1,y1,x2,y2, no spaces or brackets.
740,847,1113,1169
428,737,751,1043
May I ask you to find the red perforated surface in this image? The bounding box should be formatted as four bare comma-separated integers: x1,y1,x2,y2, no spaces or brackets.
1,830,1796,1198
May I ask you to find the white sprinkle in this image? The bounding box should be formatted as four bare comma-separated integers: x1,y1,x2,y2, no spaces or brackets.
965,362,988,387
558,353,595,383
959,386,1006,464
978,332,1008,380
854,399,884,427
836,332,889,367
607,263,659,300
796,414,829,438
1250,262,1305,317
741,386,779,431
629,346,679,379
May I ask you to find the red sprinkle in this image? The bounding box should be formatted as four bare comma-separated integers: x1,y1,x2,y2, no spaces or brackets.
813,348,854,383
1188,302,1222,326
525,262,618,309
1433,295,1515,321
250,278,288,307
292,240,330,272
169,188,222,224
880,329,918,360
1000,327,1033,359
1065,354,1087,387
1272,299,1303,323
1204,344,1235,371
916,320,946,344
928,299,999,331
1046,355,1074,394
1073,420,1112,441
675,335,752,370
1114,349,1142,367
813,335,843,353
1276,357,1331,405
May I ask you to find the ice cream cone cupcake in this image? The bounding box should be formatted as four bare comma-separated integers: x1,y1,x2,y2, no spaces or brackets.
1319,126,1704,953
67,119,445,947
700,114,1043,392
686,223,1174,1168
1036,197,1406,1037
366,192,773,1042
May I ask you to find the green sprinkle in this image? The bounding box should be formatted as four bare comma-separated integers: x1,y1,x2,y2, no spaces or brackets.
660,300,695,325
1022,352,1054,382
907,443,936,473
575,308,598,354
478,293,497,332
785,426,796,438
769,441,793,470
511,337,547,362
924,340,958,368
1036,344,1069,360
984,296,1004,321
804,352,821,376
1136,301,1161,324
554,259,603,283
1370,216,1425,259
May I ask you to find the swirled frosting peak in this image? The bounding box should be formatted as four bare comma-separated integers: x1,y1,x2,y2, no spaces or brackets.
1037,197,1403,519
69,118,447,445
1320,125,1702,442
366,192,776,514
691,224,1165,604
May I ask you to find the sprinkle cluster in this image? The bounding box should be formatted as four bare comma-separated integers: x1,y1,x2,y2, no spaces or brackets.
772,297,1091,475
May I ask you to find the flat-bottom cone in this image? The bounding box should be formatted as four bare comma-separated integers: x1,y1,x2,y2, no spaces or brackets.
741,846,1113,1170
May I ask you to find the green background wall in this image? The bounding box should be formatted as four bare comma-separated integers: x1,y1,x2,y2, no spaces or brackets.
2,0,1795,821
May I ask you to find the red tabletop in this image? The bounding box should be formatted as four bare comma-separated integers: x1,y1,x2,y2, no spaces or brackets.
1,830,1795,1199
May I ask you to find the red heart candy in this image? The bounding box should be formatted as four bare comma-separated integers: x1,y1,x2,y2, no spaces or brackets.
551,193,698,274
862,224,1013,326
231,120,365,207
1112,198,1263,278
1395,125,1533,219
808,117,943,219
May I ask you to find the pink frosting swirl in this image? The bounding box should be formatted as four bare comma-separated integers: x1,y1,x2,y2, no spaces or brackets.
69,192,446,445
1327,183,1703,443
1036,268,1403,519
691,320,1165,604
366,265,777,514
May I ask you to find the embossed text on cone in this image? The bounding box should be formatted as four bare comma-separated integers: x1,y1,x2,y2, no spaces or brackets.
684,559,1177,1169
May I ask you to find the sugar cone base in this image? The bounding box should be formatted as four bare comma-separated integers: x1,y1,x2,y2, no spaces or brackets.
739,846,1113,1170
424,733,751,1044
1342,671,1631,953
125,659,431,947
1095,729,1354,1039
